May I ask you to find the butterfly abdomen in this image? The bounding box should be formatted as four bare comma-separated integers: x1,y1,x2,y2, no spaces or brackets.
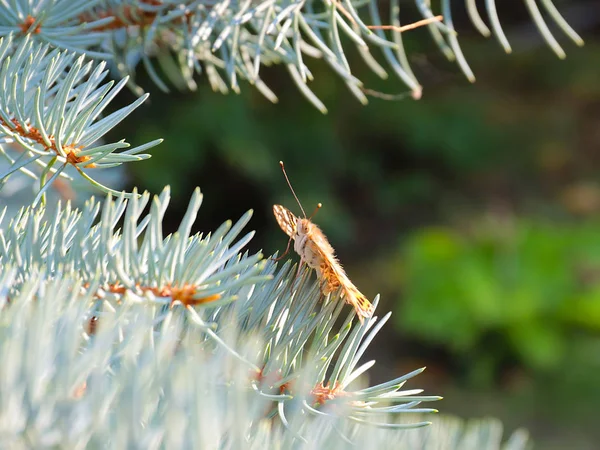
318,261,341,294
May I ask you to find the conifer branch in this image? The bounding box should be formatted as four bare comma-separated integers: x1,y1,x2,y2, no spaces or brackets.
0,189,530,448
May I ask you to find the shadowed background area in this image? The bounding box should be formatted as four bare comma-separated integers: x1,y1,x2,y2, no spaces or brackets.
101,1,600,448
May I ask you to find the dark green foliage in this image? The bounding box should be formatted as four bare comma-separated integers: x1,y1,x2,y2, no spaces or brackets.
398,219,600,376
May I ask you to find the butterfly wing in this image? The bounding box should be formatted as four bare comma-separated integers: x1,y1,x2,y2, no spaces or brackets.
309,229,375,323
273,205,298,238
324,257,374,323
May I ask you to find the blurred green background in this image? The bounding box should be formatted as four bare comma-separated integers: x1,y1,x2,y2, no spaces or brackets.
105,2,600,448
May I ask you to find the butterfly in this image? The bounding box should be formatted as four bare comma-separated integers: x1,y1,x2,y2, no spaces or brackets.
273,162,374,323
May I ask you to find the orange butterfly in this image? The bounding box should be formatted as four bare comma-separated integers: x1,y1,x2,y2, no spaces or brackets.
273,162,374,323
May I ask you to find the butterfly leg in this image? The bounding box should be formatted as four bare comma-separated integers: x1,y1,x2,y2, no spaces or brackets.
271,237,293,262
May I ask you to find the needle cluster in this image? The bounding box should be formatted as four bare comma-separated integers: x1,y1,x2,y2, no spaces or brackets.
0,189,529,448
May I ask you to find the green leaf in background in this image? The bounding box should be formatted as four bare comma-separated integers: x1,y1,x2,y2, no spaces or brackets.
397,218,600,377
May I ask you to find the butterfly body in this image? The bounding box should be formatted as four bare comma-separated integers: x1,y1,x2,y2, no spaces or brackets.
292,218,332,269
273,204,374,322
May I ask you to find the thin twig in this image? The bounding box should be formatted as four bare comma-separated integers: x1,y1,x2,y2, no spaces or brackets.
332,0,442,34
367,15,444,32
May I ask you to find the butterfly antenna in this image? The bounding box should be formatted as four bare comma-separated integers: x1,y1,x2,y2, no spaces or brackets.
309,203,322,219
279,161,307,217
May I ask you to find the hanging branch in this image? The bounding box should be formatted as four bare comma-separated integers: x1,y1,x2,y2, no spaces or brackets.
0,1,582,111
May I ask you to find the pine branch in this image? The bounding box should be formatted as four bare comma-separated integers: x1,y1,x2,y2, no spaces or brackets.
0,1,584,110
0,34,162,200
0,189,530,448
0,1,585,197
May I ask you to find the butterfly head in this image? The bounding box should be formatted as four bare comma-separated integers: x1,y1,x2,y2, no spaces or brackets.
296,218,312,236
274,162,323,240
